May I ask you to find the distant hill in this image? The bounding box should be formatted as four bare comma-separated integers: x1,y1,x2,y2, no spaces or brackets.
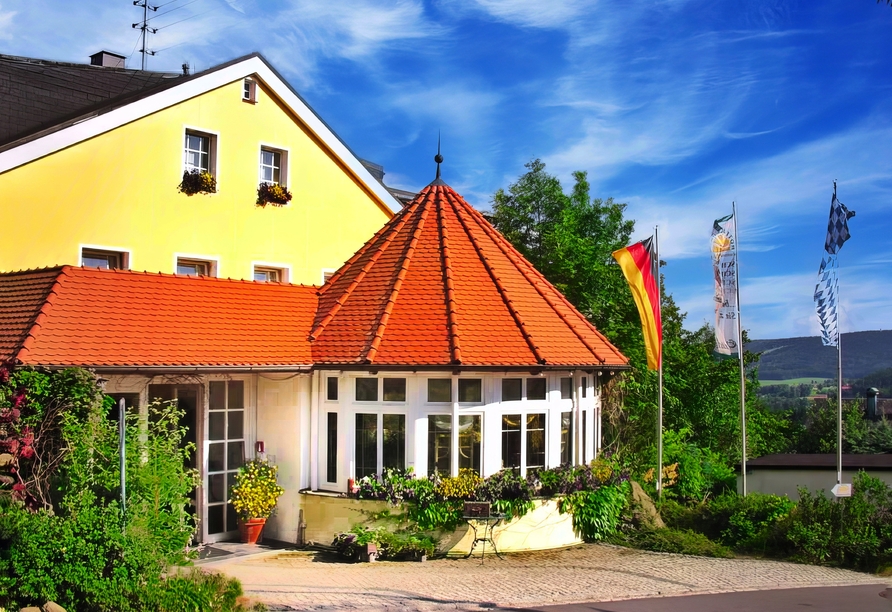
747,330,892,381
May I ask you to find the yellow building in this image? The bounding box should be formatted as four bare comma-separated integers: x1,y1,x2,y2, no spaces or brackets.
0,51,401,283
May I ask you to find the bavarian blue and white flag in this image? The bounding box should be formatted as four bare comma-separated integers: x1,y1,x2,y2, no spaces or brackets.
814,185,855,347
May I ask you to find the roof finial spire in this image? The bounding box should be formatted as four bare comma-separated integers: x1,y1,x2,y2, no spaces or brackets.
430,132,446,186
435,132,443,179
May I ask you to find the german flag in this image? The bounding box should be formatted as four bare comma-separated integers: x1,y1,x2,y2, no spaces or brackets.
612,237,662,370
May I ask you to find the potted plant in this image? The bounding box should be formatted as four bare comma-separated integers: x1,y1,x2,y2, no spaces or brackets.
229,458,285,544
178,169,217,196
256,182,292,207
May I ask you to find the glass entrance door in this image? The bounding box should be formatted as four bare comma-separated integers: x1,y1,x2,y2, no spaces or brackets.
147,384,200,531
206,380,245,540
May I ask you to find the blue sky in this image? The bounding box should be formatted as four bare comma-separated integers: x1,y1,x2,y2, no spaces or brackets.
2,1,891,340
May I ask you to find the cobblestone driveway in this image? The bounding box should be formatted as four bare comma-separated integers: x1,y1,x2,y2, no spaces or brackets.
211,544,887,611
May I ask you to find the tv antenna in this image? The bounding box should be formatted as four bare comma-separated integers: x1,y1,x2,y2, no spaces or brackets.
132,0,158,70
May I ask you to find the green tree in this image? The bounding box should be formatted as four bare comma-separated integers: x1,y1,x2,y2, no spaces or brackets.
489,160,792,481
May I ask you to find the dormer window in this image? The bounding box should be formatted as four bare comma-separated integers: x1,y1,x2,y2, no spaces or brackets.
253,266,284,283
82,247,128,270
243,78,257,103
176,257,215,277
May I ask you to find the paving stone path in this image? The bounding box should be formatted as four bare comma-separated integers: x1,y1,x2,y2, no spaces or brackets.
210,544,887,611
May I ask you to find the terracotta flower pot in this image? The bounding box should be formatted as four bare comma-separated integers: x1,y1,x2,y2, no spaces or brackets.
238,517,266,544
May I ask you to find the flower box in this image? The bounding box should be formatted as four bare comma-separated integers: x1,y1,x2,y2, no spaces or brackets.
256,182,292,207
178,170,216,196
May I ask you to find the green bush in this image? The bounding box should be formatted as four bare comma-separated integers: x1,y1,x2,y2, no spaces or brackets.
787,472,892,570
709,492,794,551
0,366,202,611
149,569,266,612
649,429,736,501
559,482,629,541
662,492,794,553
332,524,436,561
477,469,534,521
610,527,733,558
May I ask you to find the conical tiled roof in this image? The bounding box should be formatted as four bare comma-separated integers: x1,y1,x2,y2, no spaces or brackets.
310,183,627,369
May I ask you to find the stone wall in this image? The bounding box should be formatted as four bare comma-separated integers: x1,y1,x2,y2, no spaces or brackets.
299,494,582,554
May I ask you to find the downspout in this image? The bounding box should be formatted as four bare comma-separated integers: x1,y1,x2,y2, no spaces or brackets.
451,375,459,477
573,370,585,465
594,373,602,460
310,370,320,491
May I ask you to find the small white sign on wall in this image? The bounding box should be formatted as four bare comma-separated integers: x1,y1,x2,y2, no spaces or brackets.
831,483,852,497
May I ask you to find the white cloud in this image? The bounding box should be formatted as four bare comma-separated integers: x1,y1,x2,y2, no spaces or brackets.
276,0,441,63
0,5,16,41
676,264,892,340
390,84,501,136
619,119,892,261
450,0,594,28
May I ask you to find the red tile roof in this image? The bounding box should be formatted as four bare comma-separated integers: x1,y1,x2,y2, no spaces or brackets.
310,183,627,368
0,267,318,369
0,184,627,371
0,267,61,362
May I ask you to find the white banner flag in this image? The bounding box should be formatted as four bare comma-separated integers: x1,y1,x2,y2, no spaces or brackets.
712,213,739,358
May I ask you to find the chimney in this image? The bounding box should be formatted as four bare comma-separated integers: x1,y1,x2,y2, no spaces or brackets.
89,51,126,69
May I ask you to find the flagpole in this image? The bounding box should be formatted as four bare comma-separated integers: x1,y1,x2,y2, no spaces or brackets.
732,202,747,496
837,330,843,485
834,180,842,486
836,181,843,485
655,224,664,499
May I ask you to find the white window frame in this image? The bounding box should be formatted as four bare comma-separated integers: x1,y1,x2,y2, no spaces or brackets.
499,376,549,402
456,377,484,405
425,377,453,405
457,411,484,474
174,253,220,277
242,78,258,104
426,411,453,478
258,143,290,188
79,244,131,270
499,409,548,477
251,262,291,283
324,374,341,403
351,376,408,405
324,409,340,486
350,410,409,479
182,126,220,189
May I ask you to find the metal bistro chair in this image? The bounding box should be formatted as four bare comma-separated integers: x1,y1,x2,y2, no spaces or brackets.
462,501,504,563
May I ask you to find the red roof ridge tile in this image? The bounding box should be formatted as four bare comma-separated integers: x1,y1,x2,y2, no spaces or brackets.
309,203,416,341
0,265,67,276
364,196,433,363
436,188,463,365
444,188,546,365
462,204,612,364
15,265,69,362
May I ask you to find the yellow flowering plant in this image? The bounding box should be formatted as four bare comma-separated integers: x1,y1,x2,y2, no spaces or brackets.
256,182,293,207
228,458,285,520
177,169,216,196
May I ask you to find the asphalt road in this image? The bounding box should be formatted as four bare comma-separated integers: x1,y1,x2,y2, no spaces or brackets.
523,585,891,612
